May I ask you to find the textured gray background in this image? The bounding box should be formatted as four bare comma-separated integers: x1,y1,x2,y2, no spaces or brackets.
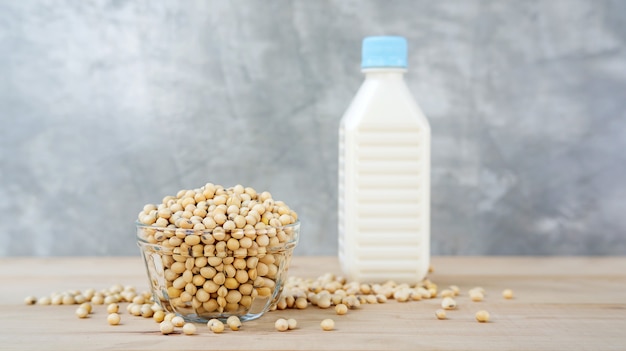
1,0,625,257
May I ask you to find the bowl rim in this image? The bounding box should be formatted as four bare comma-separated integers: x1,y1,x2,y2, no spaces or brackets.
136,220,300,247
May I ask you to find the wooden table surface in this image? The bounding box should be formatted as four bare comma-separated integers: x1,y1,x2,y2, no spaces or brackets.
1,256,625,351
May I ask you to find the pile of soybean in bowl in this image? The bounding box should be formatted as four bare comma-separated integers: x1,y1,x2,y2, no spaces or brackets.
136,183,299,321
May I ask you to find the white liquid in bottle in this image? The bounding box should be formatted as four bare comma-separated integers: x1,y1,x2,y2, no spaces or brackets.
338,36,430,284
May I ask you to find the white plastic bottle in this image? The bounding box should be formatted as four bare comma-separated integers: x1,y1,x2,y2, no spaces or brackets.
338,36,430,284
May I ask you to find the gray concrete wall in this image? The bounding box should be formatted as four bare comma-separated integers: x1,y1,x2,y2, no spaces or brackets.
1,0,625,256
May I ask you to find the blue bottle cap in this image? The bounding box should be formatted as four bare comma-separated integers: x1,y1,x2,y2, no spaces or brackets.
361,36,408,69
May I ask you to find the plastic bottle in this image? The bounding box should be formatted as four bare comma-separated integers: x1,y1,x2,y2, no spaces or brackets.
338,36,431,284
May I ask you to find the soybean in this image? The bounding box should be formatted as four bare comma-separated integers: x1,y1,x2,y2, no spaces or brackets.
182,323,197,335
160,321,175,334
475,310,490,323
227,316,242,331
287,318,297,330
75,307,89,318
441,297,457,310
171,316,185,328
153,310,165,323
502,289,514,299
107,303,119,314
107,313,121,326
24,296,37,305
209,319,225,333
320,319,335,331
275,318,289,332
335,303,348,315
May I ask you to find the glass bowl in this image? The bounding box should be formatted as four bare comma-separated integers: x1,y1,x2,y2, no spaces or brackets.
137,221,299,322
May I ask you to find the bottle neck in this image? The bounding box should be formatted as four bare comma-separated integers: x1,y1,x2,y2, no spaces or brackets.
361,68,406,80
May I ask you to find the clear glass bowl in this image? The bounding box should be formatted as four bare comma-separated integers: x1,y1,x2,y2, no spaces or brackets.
137,221,299,322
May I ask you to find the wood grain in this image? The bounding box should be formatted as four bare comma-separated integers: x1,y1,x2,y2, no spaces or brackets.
0,256,624,351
